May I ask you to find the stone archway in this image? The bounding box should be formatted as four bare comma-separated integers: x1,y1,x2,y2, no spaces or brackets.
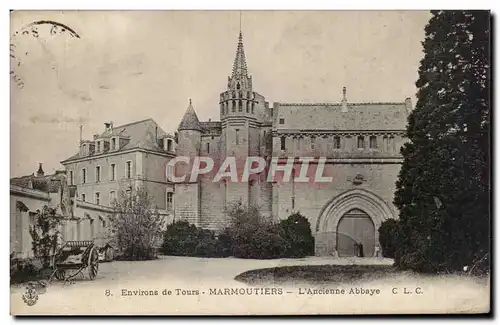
314,189,395,257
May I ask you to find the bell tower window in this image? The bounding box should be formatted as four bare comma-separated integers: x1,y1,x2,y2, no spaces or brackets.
237,82,240,90
238,100,242,112
232,100,236,112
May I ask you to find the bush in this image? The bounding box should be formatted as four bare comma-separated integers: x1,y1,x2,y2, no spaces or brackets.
378,219,401,258
161,220,202,256
279,213,314,258
109,187,165,260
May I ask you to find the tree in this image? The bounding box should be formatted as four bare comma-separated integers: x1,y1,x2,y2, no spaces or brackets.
109,187,165,260
29,206,63,268
378,219,400,258
279,213,315,258
394,11,490,272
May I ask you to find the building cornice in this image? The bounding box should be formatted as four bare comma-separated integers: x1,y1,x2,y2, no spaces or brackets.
61,147,176,165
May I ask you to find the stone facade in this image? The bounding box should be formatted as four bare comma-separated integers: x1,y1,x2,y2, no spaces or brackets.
12,31,410,258
172,32,410,256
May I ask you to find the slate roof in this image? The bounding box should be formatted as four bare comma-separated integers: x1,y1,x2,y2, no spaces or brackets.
10,173,67,194
275,102,409,131
61,118,168,163
200,121,222,135
178,101,202,131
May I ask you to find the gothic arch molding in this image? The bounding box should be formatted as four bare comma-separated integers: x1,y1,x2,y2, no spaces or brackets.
316,188,395,233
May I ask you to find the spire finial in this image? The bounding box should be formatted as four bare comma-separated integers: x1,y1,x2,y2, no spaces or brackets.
189,98,192,105
239,10,242,32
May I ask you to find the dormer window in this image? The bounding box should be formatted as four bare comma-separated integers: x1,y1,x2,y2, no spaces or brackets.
111,138,116,150
167,139,173,152
96,141,101,153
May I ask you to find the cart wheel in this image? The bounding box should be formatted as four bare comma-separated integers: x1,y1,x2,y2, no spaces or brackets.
88,246,99,280
54,269,66,281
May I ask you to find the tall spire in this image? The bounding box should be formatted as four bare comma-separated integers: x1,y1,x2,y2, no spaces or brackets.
231,31,248,78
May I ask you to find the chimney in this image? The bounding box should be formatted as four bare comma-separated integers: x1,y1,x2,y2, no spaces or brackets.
36,163,44,177
79,125,83,144
104,121,113,132
208,118,211,122
341,86,348,113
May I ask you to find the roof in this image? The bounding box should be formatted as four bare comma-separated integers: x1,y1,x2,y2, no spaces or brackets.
62,118,168,163
274,102,409,131
178,100,202,131
200,121,222,135
11,174,63,193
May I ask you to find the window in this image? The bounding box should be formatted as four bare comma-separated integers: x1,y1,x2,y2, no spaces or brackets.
81,168,87,184
369,136,377,149
206,142,210,153
247,91,250,98
69,170,74,185
96,141,100,153
334,136,341,149
126,188,131,197
81,193,86,202
311,137,316,150
82,144,87,154
280,136,286,150
111,138,116,150
126,161,132,179
110,163,116,181
167,192,173,210
109,191,116,203
251,102,255,114
232,91,236,98
238,100,242,112
237,82,240,90
239,91,243,98
96,166,101,183
220,103,224,115
102,218,106,229
90,219,95,239
232,100,236,112
279,118,285,125
246,101,249,113
95,192,100,205
167,139,173,152
235,129,240,145
357,136,365,149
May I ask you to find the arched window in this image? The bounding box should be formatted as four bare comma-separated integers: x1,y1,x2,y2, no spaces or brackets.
246,101,249,113
237,82,240,90
232,100,236,112
232,91,236,98
238,100,243,112
220,103,224,115
251,102,255,114
247,91,250,98
239,91,243,98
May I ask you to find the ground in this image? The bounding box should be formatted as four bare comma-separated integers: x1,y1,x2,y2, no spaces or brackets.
10,256,490,315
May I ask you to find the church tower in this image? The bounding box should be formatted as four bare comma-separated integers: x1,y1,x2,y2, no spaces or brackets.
219,31,272,214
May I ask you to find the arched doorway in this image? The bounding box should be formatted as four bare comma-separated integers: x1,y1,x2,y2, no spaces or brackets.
336,208,375,257
314,189,395,257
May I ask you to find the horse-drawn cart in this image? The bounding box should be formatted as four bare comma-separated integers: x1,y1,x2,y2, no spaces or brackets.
49,240,99,283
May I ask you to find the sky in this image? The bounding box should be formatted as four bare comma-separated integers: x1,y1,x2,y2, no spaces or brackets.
10,10,431,177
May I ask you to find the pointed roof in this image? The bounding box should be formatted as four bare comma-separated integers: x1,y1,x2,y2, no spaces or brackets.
231,31,248,78
178,99,202,131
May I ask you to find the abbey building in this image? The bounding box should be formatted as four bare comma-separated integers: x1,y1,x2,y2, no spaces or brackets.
21,31,411,257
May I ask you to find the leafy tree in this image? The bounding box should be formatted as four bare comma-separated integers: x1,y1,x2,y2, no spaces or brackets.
394,11,490,272
279,213,314,257
29,206,63,268
109,187,165,260
378,219,400,258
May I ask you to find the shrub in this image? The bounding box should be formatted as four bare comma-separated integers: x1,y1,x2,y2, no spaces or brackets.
279,213,314,258
109,187,165,260
161,220,201,256
29,206,63,268
378,219,401,258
